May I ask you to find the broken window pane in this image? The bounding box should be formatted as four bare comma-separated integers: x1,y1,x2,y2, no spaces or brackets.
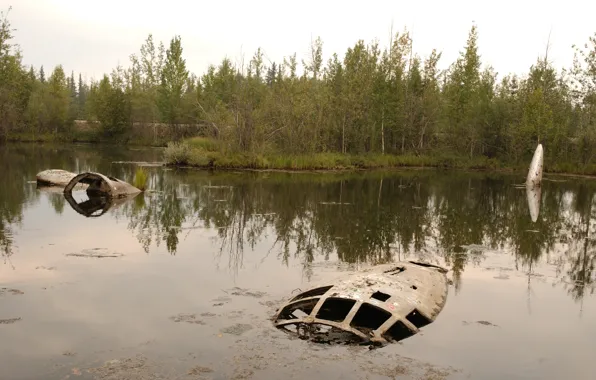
370,291,391,301
278,298,319,320
316,298,356,322
290,285,333,302
405,309,432,328
351,303,391,331
384,320,415,342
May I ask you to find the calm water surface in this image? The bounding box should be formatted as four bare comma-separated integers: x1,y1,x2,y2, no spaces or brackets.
1,143,595,380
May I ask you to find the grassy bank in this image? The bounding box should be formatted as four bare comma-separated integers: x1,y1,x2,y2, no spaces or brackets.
163,138,504,171
163,137,596,176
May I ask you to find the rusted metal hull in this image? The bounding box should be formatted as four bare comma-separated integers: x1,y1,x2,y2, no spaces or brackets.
273,261,449,347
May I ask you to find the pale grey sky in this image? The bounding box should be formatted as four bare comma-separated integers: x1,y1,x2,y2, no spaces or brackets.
2,0,595,82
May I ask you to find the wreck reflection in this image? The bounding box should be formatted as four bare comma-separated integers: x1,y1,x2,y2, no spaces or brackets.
526,184,542,223
109,169,596,304
64,191,139,218
0,143,163,264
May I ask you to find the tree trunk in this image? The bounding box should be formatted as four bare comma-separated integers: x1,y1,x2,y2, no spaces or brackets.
381,109,385,155
401,135,405,153
419,117,427,150
377,178,383,207
342,114,346,154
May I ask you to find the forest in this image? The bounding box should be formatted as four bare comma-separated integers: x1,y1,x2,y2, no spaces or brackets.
1,7,596,170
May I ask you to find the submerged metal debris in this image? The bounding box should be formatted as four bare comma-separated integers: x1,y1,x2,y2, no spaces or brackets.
64,172,141,198
273,261,449,347
65,248,124,258
0,317,22,324
526,144,543,187
525,144,544,222
36,169,141,198
36,169,78,187
36,169,141,217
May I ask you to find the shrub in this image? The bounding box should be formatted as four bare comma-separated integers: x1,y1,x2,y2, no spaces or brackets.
164,141,192,165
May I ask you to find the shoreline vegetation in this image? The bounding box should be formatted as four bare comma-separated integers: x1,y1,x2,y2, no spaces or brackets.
163,137,596,176
163,137,500,171
2,7,596,176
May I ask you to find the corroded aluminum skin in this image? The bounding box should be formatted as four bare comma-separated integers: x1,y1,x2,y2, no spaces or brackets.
273,261,449,346
36,169,79,187
526,144,543,187
64,172,141,198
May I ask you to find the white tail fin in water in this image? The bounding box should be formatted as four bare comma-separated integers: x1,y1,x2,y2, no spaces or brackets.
526,144,543,187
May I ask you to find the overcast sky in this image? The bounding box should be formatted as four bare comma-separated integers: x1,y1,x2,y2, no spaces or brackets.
2,0,595,82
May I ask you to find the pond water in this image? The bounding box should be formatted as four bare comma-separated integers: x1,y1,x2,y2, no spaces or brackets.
1,143,595,380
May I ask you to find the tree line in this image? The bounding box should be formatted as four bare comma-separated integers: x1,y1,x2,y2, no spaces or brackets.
1,7,596,165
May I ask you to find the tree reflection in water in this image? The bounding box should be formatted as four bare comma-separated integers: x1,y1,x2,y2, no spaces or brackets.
105,168,596,305
1,143,596,305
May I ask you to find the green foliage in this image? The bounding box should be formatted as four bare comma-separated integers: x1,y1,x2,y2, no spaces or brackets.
164,139,507,171
87,74,132,139
186,136,220,152
46,65,70,134
3,5,596,173
0,7,30,141
77,73,87,118
133,167,148,191
159,36,189,125
39,66,45,83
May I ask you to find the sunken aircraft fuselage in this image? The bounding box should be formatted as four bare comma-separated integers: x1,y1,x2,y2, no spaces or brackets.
36,169,141,198
273,261,449,347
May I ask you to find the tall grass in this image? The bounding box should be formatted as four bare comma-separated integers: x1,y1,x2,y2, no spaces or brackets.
185,137,220,152
133,167,148,191
163,139,504,171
